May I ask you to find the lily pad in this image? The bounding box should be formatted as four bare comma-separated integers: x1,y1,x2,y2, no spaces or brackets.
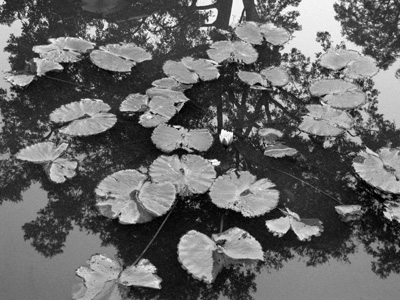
309,79,359,97
95,169,176,224
238,67,289,88
298,104,353,137
263,143,298,158
383,201,400,223
265,208,323,241
209,170,279,217
344,56,379,79
353,147,400,195
33,58,64,76
151,124,213,153
238,71,268,87
151,77,193,91
73,254,161,300
321,90,366,110
4,73,36,87
335,205,365,222
258,128,283,144
90,43,152,72
16,142,77,183
178,227,263,283
207,41,258,64
235,22,291,46
50,98,117,136
319,49,360,71
149,154,216,196
33,37,95,63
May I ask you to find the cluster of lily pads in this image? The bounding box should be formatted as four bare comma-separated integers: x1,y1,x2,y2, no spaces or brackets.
7,20,400,298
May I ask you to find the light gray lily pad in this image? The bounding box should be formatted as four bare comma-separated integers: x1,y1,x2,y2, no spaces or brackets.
260,67,290,87
120,93,149,112
4,73,36,87
235,22,291,46
207,41,258,64
149,154,216,196
266,208,323,241
163,60,198,84
334,205,364,222
238,71,267,86
181,57,220,81
151,124,213,153
90,43,151,72
298,104,353,137
50,98,117,136
263,143,298,158
73,254,161,300
319,49,360,70
383,201,400,223
209,170,279,217
33,58,64,76
95,169,176,224
178,227,263,283
258,128,283,144
16,142,77,183
353,147,400,194
309,79,358,97
321,90,366,109
151,77,193,91
344,55,379,79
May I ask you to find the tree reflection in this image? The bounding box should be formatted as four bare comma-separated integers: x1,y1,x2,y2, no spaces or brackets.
1,0,400,299
334,0,400,70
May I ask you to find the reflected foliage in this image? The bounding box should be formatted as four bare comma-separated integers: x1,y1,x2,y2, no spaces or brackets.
1,0,400,299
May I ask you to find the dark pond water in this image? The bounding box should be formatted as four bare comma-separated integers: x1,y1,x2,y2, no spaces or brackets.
1,1,400,300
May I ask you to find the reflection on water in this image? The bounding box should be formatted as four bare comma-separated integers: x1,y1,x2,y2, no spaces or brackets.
0,0,399,299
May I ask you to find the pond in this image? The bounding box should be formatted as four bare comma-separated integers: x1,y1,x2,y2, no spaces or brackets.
1,1,400,300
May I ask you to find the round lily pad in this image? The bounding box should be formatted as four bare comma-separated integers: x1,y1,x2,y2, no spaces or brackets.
259,23,291,46
120,93,149,112
321,90,366,109
235,22,291,46
260,67,290,87
353,147,400,194
238,71,267,86
207,41,258,64
4,73,35,87
234,22,263,45
50,98,117,136
151,124,213,153
298,104,353,136
319,49,360,70
310,79,358,97
163,60,198,84
209,170,279,217
344,55,379,79
149,154,216,196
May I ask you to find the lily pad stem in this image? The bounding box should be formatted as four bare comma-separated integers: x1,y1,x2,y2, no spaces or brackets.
133,198,179,266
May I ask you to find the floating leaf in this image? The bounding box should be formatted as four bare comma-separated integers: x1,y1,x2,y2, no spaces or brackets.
90,43,151,72
151,77,192,91
383,201,400,223
16,142,77,183
321,90,366,110
298,104,353,136
33,58,64,76
207,41,258,64
119,93,149,112
209,170,279,217
263,143,298,158
335,205,364,222
149,154,216,196
309,79,358,97
353,147,400,194
238,71,268,87
33,37,95,63
4,72,35,87
319,49,360,71
50,98,117,136
265,208,323,241
178,227,263,283
146,87,189,110
96,169,176,224
151,124,213,153
258,128,283,144
344,56,379,79
73,254,161,300
235,22,291,46
238,67,289,88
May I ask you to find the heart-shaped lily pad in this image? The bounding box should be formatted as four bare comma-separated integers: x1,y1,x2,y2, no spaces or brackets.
178,227,263,283
235,21,291,46
149,154,216,196
319,49,360,71
151,124,213,153
309,79,359,97
238,67,290,88
50,98,117,136
207,41,258,64
209,170,279,217
298,104,353,136
353,147,400,194
96,169,176,224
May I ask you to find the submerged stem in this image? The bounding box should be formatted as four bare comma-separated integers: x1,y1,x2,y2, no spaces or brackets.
133,199,179,266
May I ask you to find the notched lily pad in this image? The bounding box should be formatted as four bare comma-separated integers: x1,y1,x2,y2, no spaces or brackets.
16,142,77,183
265,208,323,241
238,67,290,88
149,154,216,196
90,43,152,72
207,41,258,64
95,169,176,224
50,98,117,136
321,90,366,109
73,254,161,300
178,227,263,283
235,22,291,46
151,124,213,153
151,77,193,91
344,56,379,79
319,49,360,71
209,170,279,217
298,104,353,136
309,79,359,97
353,147,400,195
